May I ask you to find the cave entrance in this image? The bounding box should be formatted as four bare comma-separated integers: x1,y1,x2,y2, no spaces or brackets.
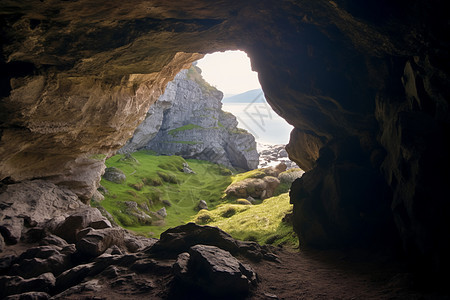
196,50,296,168
98,50,302,248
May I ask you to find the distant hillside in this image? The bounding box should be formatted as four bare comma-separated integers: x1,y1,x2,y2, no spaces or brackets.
222,88,266,103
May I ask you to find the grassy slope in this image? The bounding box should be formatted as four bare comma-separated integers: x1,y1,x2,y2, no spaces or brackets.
98,151,297,247
98,150,231,237
192,193,297,247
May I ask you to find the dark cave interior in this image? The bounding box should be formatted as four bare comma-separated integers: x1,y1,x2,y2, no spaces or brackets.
1,0,450,298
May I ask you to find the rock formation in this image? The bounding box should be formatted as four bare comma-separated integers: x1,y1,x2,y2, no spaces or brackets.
258,143,300,169
120,66,259,170
1,0,450,278
0,182,274,299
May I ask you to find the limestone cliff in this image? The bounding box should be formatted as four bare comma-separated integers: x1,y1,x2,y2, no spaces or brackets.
120,66,259,170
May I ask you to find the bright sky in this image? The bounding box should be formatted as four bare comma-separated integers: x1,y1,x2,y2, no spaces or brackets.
196,50,261,96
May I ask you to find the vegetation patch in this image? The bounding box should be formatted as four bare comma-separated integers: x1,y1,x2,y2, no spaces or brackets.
166,141,203,145
98,152,298,248
168,124,203,136
98,151,232,237
193,193,297,248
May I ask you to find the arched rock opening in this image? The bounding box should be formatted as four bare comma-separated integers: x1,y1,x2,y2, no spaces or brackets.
1,0,449,274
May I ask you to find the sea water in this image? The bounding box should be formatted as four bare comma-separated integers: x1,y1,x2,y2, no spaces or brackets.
222,102,293,145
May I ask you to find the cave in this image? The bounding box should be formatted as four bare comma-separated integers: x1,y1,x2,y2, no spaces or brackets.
1,0,450,298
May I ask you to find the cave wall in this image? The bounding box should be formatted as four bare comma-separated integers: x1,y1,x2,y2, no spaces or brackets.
1,0,449,272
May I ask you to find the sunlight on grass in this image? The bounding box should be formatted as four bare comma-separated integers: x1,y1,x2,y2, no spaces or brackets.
97,151,298,248
98,151,232,237
192,193,298,248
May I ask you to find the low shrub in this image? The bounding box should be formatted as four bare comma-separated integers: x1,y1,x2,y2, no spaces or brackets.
129,182,144,191
142,177,162,186
195,212,212,224
157,171,179,184
221,206,236,218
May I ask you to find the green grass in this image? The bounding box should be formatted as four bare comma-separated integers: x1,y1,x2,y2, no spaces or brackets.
230,169,267,184
168,124,203,136
98,151,232,237
165,141,203,145
192,193,297,248
97,152,298,248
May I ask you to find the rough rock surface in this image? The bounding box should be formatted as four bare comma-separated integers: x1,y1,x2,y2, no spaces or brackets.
258,143,300,169
0,182,276,299
120,67,259,170
172,245,258,298
1,0,450,277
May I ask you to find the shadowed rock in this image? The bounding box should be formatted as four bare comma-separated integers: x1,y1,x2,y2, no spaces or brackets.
171,244,257,299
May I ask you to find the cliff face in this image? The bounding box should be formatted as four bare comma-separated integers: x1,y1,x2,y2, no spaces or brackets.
1,0,450,274
120,67,259,170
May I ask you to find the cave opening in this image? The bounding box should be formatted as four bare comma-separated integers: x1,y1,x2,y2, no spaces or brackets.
97,49,303,249
1,1,449,298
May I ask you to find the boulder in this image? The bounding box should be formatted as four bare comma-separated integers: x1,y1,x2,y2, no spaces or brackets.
76,227,125,257
148,223,239,258
262,163,287,177
147,223,277,262
0,273,55,299
278,169,304,184
54,263,95,294
124,201,153,225
172,245,257,298
182,162,195,174
225,176,279,199
124,234,158,253
197,200,208,210
9,246,74,279
0,217,24,244
103,167,126,184
0,181,82,230
53,207,110,243
156,207,167,218
53,279,102,299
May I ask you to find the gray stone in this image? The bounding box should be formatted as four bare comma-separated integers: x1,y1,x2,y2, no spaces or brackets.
0,254,16,273
156,207,167,218
173,244,257,298
124,234,157,253
103,167,126,184
0,273,55,299
53,207,108,243
0,217,24,244
9,247,73,279
76,227,125,257
162,199,172,207
54,263,95,294
39,234,67,248
182,162,196,174
53,279,102,299
148,223,239,258
91,190,104,202
173,252,190,276
197,200,208,211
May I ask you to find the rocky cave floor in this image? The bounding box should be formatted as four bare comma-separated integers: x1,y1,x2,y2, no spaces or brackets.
1,181,448,300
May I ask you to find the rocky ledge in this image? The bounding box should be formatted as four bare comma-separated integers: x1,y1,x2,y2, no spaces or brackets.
0,180,276,299
258,143,302,170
